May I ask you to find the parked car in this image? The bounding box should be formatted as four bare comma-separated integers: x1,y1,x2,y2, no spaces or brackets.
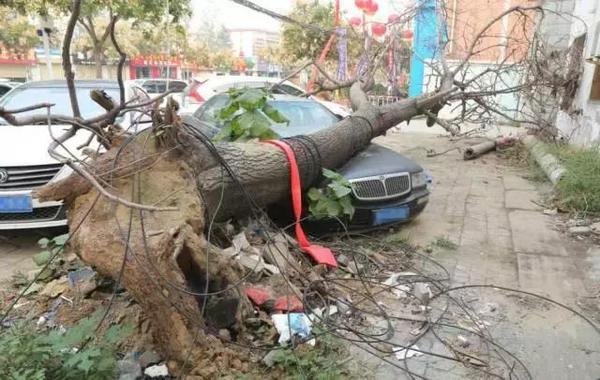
0,80,151,230
186,93,429,231
180,75,351,118
0,80,21,98
131,78,187,106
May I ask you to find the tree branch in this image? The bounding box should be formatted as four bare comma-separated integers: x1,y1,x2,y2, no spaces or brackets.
108,14,125,105
229,0,329,33
63,0,82,118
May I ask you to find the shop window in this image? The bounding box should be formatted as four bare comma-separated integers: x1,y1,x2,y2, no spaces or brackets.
135,67,150,79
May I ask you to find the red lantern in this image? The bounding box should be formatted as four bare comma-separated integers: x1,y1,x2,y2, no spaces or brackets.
355,0,367,9
349,16,362,27
371,22,386,36
388,14,400,23
401,30,414,39
364,0,378,15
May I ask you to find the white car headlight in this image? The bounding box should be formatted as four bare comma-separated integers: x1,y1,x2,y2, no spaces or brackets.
52,164,73,183
411,171,427,188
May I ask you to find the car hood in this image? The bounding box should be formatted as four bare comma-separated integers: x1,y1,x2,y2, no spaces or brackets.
312,98,351,118
337,143,423,179
0,124,93,166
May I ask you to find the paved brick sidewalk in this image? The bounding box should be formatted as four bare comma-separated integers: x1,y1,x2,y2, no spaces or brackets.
357,131,600,379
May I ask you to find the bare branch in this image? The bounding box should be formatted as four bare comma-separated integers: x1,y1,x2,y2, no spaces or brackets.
229,0,329,33
63,0,82,118
66,162,178,212
108,14,126,105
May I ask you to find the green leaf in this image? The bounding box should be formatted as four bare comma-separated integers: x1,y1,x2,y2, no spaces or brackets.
307,188,323,201
235,88,267,111
37,238,50,249
249,124,279,140
322,168,342,181
52,234,69,246
263,104,289,124
339,196,355,218
324,199,342,216
329,182,352,198
237,110,275,140
32,251,51,267
218,100,239,119
213,120,233,141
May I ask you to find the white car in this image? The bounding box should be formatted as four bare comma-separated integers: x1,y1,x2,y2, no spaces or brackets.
130,78,188,106
180,75,351,118
0,79,21,98
0,80,151,229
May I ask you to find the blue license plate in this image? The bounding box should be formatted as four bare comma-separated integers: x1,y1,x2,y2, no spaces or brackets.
373,206,410,225
0,195,33,213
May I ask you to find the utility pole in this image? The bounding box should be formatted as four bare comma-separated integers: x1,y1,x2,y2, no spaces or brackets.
38,18,54,80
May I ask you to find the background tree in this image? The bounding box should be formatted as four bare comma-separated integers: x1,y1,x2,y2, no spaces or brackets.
211,50,236,72
0,6,39,56
7,0,191,78
281,0,363,67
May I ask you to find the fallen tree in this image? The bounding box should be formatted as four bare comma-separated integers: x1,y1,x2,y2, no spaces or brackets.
0,0,578,376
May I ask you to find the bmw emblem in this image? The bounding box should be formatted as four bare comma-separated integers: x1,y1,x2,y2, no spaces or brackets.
0,169,8,184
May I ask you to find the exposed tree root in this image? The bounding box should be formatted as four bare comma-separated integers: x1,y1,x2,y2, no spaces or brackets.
36,136,251,377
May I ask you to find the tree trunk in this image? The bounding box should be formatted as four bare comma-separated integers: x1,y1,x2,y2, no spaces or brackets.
93,46,103,79
34,82,449,375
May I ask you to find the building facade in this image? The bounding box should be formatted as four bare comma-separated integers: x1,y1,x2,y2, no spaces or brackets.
228,28,282,75
412,0,534,121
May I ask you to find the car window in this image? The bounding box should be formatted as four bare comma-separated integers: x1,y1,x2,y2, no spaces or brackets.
142,80,168,94
0,84,12,97
275,84,305,97
193,94,229,123
0,86,120,123
269,100,338,136
167,81,187,92
192,95,338,137
141,81,155,93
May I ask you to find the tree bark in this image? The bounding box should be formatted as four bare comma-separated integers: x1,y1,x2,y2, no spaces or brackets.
93,46,103,79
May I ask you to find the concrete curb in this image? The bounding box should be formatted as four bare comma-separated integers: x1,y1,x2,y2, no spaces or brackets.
522,135,565,185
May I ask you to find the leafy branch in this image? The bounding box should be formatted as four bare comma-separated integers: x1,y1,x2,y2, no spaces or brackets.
214,88,289,142
307,169,355,219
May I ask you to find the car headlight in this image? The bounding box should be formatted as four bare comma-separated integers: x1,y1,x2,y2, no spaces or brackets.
411,171,427,188
52,164,73,183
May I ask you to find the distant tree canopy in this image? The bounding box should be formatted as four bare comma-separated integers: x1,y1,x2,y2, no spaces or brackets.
6,0,192,78
0,6,39,54
282,1,336,63
191,20,234,70
281,0,363,67
194,20,232,51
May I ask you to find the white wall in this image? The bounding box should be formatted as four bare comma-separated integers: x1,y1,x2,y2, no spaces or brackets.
556,0,600,145
423,60,524,124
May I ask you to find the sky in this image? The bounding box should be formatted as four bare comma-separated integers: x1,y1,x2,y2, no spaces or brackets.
190,0,411,33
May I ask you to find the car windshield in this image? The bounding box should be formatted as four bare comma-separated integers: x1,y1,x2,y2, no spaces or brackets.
0,86,120,124
195,95,339,137
269,100,339,136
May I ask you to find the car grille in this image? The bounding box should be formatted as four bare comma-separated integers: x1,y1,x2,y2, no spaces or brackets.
0,164,63,190
0,205,63,222
350,172,411,201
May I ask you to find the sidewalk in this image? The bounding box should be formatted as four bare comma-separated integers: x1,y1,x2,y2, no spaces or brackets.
359,130,600,379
